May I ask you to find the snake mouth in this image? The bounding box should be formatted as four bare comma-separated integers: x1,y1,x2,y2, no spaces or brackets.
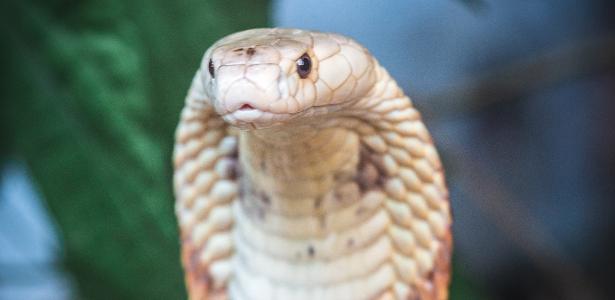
220,100,350,130
239,103,254,110
221,104,291,129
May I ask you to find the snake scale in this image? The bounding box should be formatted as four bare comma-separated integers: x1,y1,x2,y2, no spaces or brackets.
173,28,452,300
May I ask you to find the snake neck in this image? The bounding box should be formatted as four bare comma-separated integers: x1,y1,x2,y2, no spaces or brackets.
238,124,361,217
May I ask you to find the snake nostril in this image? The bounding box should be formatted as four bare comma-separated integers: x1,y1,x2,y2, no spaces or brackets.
239,103,254,110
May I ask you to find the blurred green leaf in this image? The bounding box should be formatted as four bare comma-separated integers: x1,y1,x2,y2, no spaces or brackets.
450,260,489,300
1,0,268,299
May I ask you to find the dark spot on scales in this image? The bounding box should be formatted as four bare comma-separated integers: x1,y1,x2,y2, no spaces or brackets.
313,197,322,209
246,47,256,56
427,270,435,281
233,48,244,52
237,176,270,222
355,147,385,192
230,145,239,159
227,159,239,180
307,245,315,257
347,238,355,247
259,192,270,205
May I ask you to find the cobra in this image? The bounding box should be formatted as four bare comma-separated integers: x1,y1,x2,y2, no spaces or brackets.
173,28,452,300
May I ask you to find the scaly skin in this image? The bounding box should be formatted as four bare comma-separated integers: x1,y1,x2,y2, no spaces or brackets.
173,28,452,300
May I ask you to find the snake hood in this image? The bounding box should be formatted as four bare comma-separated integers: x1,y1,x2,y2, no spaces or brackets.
199,28,378,129
175,28,452,300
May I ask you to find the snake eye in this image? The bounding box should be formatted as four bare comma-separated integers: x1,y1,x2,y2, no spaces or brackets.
296,53,311,78
208,59,215,78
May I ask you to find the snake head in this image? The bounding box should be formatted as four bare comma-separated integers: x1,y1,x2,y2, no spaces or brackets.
200,28,377,129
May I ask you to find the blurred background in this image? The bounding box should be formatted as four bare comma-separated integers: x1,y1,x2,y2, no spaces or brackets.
1,0,614,299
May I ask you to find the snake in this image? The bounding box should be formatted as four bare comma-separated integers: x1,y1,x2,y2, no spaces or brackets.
173,28,452,300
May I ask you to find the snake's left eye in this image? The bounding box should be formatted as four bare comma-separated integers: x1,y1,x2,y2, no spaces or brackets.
296,53,311,78
208,59,215,78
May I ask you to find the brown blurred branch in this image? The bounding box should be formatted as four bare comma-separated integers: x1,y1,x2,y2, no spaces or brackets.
422,35,615,119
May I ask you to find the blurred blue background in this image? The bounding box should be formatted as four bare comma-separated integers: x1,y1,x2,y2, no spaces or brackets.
2,0,614,299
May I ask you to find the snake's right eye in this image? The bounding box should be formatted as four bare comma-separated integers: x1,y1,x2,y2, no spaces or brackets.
208,59,215,78
296,53,312,79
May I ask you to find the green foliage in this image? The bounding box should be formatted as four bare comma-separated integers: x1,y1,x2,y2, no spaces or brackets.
450,261,489,300
1,0,269,298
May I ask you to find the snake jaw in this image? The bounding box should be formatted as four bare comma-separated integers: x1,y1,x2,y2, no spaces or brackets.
220,102,335,130
225,107,264,126
221,107,291,130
